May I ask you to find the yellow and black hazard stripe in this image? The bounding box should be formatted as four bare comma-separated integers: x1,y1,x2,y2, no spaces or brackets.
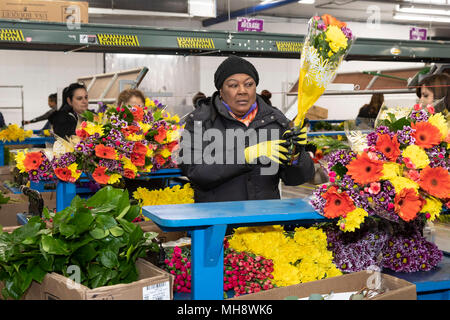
0,29,25,42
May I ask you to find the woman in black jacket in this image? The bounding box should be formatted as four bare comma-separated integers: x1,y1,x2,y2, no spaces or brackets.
179,55,314,203
49,83,88,139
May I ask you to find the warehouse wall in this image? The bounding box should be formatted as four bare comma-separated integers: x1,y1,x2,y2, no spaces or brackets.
0,50,103,130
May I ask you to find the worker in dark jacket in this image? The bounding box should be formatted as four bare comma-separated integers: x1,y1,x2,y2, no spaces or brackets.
179,55,314,203
49,83,88,139
23,93,57,129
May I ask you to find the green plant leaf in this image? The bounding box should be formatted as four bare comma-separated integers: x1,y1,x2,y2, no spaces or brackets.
40,235,70,255
123,205,140,222
117,218,136,234
59,224,77,238
128,225,144,248
73,243,98,266
99,249,119,269
71,211,95,235
89,228,109,240
81,110,95,122
95,214,117,229
109,226,124,237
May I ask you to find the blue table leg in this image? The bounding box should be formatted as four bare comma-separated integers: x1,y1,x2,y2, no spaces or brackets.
56,181,76,212
191,224,227,300
0,144,4,166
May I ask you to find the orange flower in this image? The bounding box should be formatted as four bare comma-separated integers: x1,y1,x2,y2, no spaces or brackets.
154,127,167,143
95,144,117,160
394,188,425,222
133,142,148,155
92,166,110,185
76,129,89,139
23,152,43,171
131,106,144,122
375,134,401,161
121,125,140,137
419,166,450,199
346,152,383,185
123,168,136,179
54,167,75,183
321,186,355,219
131,152,145,167
167,141,179,152
321,14,346,28
411,122,441,149
155,154,166,166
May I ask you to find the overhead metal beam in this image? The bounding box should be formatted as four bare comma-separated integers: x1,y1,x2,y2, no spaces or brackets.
202,0,300,27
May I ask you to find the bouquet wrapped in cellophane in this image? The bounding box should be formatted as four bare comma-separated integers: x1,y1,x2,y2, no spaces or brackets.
294,15,354,128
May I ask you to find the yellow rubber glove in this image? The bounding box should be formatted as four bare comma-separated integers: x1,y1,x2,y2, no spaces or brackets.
244,140,289,164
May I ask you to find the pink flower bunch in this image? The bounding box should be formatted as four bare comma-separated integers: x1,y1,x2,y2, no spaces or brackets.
163,246,191,293
223,238,274,297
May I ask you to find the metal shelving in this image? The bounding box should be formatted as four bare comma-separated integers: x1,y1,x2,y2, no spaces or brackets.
1,19,450,61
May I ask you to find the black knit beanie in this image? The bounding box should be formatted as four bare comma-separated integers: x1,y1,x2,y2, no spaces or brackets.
214,55,259,90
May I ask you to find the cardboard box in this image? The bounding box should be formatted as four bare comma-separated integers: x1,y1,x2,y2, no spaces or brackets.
0,165,13,181
0,0,88,23
137,220,187,243
306,105,328,120
41,259,173,300
231,271,417,300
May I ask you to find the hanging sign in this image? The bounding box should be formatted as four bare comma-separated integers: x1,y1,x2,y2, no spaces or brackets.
237,17,264,32
409,27,427,41
97,34,140,47
0,29,25,41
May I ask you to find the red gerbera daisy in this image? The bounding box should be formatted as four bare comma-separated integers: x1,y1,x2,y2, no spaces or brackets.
130,152,145,167
23,152,43,171
419,166,450,199
321,186,356,219
123,168,136,179
155,154,166,166
346,152,384,185
131,106,144,122
121,125,140,137
54,167,74,182
133,142,148,155
375,134,401,161
167,141,179,152
92,166,110,185
95,144,117,160
154,127,167,143
75,129,89,140
411,122,441,149
394,188,425,222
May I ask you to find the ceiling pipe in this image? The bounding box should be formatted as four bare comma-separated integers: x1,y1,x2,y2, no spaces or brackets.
202,0,301,27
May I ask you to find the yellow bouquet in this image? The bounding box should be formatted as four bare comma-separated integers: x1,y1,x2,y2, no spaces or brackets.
0,124,33,142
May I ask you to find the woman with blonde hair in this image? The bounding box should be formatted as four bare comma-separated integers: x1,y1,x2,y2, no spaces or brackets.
117,88,146,107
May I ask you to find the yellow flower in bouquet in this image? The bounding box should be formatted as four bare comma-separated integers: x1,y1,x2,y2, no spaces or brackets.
428,113,448,140
337,208,368,232
402,145,430,169
84,122,104,137
67,163,82,181
390,176,419,193
15,150,27,173
325,25,348,53
420,196,442,222
107,173,122,185
0,124,33,142
381,162,402,180
133,183,194,207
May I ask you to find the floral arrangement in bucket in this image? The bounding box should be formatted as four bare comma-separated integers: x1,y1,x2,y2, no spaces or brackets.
310,104,448,273
14,98,183,185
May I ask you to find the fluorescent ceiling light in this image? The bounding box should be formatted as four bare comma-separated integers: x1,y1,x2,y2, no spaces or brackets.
403,0,448,4
88,8,192,17
393,12,450,23
298,0,315,3
396,4,450,15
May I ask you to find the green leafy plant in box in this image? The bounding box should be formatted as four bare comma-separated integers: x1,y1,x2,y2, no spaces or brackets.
0,186,159,300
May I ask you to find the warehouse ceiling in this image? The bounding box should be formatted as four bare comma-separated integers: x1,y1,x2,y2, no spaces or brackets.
79,0,450,37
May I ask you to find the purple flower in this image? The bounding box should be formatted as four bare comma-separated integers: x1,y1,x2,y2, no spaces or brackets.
341,27,353,40
376,126,394,137
396,125,416,145
325,150,357,171
366,131,378,146
318,23,326,31
426,145,449,170
410,109,429,122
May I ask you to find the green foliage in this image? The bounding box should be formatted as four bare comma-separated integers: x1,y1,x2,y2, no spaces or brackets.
0,186,159,300
0,192,9,208
310,136,350,155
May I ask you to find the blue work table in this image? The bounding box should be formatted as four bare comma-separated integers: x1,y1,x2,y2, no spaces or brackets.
141,198,325,300
0,136,55,166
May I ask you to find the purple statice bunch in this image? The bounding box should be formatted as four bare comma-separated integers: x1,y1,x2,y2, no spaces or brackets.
97,102,107,113
317,22,327,31
74,141,91,155
341,26,353,40
338,175,374,215
396,125,416,145
143,111,154,124
410,109,429,122
382,230,443,272
98,159,123,175
426,145,449,170
325,149,357,172
310,185,327,214
366,131,378,147
53,152,76,169
376,125,394,137
327,228,389,273
371,181,398,222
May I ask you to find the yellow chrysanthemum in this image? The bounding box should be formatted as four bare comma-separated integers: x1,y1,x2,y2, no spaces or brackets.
428,113,448,140
381,162,402,180
402,145,430,169
15,150,27,173
43,129,51,137
126,134,145,142
325,25,348,53
84,122,104,137
337,208,368,233
170,115,180,123
390,176,419,193
420,196,442,222
132,184,194,207
0,124,32,142
67,163,82,181
122,157,138,173
160,148,172,158
138,122,152,133
145,98,155,107
166,130,181,143
108,173,122,185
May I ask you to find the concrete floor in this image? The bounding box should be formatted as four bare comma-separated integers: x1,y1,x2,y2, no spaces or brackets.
281,183,450,254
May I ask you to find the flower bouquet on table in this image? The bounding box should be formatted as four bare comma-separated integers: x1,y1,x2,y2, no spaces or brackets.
311,104,448,273
287,14,354,161
14,98,183,186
